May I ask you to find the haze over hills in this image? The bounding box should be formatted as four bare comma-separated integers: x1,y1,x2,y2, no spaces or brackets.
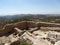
0,14,60,19
0,14,60,22
0,14,46,20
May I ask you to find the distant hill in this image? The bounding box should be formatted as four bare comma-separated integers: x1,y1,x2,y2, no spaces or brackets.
0,14,60,29
0,14,47,20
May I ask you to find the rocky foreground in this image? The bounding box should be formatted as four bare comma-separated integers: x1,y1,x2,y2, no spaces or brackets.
0,21,60,45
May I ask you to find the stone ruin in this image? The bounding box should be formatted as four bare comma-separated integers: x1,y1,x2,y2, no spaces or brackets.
0,21,37,36
0,21,60,45
1,21,60,36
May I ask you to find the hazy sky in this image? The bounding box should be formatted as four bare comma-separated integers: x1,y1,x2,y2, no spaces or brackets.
0,0,60,15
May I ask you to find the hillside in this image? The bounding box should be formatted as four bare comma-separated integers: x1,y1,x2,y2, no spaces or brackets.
0,14,60,29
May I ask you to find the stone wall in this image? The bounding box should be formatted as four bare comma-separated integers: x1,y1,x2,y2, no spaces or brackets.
37,22,60,27
0,24,15,36
0,21,37,36
15,21,37,30
40,27,60,31
0,21,60,36
27,21,37,28
15,21,27,30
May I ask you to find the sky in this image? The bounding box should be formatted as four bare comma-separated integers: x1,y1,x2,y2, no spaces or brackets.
0,0,60,15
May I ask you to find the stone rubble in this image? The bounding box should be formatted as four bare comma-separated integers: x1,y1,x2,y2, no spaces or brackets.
0,21,60,45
